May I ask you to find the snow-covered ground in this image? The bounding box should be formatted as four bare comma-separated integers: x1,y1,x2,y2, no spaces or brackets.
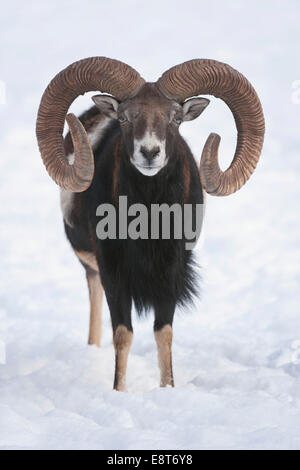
1,0,300,450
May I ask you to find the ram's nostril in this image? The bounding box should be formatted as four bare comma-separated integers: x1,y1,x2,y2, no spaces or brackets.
140,146,160,162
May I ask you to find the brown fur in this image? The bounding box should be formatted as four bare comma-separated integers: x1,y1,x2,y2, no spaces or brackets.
155,325,174,387
183,154,191,203
112,138,122,205
74,250,103,347
118,83,182,142
87,272,104,347
113,325,133,391
74,249,99,273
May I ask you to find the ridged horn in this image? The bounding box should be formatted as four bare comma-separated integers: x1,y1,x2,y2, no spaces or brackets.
157,59,265,196
36,57,145,192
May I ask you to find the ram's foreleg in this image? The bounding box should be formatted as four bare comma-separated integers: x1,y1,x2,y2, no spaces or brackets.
104,283,133,391
154,300,175,387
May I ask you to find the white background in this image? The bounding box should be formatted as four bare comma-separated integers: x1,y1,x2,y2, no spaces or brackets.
0,0,300,450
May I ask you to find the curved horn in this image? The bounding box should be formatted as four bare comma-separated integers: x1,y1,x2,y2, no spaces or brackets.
36,57,145,191
157,59,265,196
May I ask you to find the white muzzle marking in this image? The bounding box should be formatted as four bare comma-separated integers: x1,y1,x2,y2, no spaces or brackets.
131,131,167,176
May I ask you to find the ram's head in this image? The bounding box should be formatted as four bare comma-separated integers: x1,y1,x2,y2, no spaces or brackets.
36,57,265,194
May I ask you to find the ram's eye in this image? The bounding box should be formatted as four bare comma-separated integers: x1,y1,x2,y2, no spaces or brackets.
118,116,127,123
174,117,182,125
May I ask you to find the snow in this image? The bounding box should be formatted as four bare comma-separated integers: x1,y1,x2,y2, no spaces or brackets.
1,0,300,450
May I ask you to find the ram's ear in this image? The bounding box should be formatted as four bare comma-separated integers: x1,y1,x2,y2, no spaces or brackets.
92,95,119,119
182,97,210,122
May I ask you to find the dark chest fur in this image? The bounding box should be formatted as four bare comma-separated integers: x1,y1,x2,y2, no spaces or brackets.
68,121,203,313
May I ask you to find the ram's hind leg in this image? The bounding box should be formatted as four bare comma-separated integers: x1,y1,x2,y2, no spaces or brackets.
154,301,175,387
86,270,103,347
75,250,104,348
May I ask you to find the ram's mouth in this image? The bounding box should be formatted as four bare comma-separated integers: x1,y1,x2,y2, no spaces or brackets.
136,163,161,170
131,161,163,176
